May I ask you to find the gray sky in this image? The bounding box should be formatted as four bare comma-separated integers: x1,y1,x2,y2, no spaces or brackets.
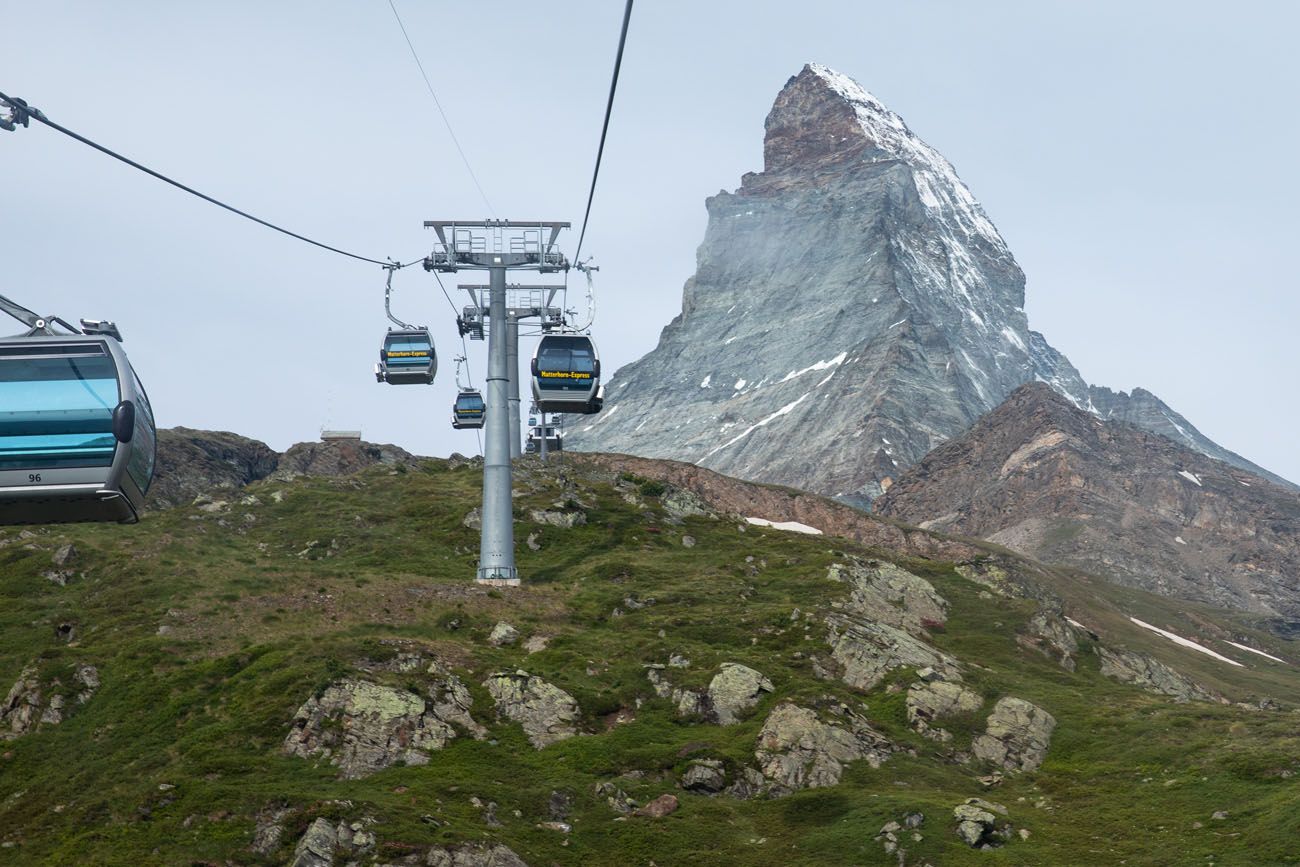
5,1,1298,483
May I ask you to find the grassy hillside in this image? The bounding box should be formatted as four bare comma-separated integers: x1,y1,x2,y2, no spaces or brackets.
1,457,1297,865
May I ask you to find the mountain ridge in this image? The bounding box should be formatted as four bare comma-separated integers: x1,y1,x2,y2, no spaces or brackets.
876,382,1300,625
567,63,1290,499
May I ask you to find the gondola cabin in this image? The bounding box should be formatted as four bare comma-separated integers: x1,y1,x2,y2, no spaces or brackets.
525,423,562,454
452,389,486,429
376,328,436,385
0,334,157,524
530,334,601,414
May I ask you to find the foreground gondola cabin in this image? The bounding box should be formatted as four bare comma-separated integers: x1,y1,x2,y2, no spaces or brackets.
0,332,156,524
530,334,601,414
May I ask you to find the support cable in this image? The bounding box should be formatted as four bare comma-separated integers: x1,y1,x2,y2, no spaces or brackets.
0,91,416,269
386,0,495,215
571,0,634,265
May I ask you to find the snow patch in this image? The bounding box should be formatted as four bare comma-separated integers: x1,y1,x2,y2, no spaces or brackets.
589,404,619,426
1178,470,1203,487
734,378,747,390
1175,536,1187,545
778,351,848,384
1224,641,1287,664
1000,326,1027,352
699,375,711,389
1127,617,1244,667
1065,617,1089,631
887,319,907,330
745,517,822,536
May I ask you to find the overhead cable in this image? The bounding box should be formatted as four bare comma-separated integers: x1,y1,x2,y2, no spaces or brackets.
572,0,634,265
0,90,413,269
386,0,495,215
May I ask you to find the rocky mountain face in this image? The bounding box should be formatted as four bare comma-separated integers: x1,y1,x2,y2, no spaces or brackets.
876,382,1300,624
149,429,419,509
566,64,1286,502
149,428,281,509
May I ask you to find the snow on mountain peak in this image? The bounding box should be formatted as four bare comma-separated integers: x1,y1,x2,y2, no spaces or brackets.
794,63,1006,250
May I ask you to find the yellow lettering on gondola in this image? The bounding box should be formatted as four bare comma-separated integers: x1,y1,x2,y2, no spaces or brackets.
388,351,430,358
538,371,592,379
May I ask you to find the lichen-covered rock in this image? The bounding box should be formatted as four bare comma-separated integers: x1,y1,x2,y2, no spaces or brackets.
706,663,773,724
288,817,335,867
1019,609,1079,671
952,798,1011,848
660,486,711,521
488,622,519,647
1097,646,1223,703
283,669,482,779
425,842,529,867
681,759,727,793
528,509,586,528
971,697,1056,772
825,615,960,691
484,670,579,748
754,703,893,795
906,680,983,740
829,558,947,633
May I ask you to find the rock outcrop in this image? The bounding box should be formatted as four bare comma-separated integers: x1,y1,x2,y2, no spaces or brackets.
426,843,529,867
149,428,279,509
283,669,482,779
752,702,893,795
825,616,960,692
483,670,579,748
270,438,419,481
704,663,774,724
829,558,948,633
567,63,1280,503
970,697,1056,772
1,662,99,739
647,661,773,725
906,680,984,741
878,383,1300,620
1097,646,1224,703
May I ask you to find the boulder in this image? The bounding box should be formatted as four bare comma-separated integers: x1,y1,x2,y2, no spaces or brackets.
283,670,482,779
51,544,78,567
681,759,727,793
754,703,893,795
952,798,1011,848
906,680,983,740
288,817,335,867
706,663,774,724
634,793,679,818
488,622,520,647
971,697,1056,772
483,670,579,748
825,615,961,691
1019,609,1079,671
528,509,587,528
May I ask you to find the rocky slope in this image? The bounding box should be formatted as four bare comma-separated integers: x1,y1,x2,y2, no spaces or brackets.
876,382,1300,624
2,451,1297,864
566,63,1288,501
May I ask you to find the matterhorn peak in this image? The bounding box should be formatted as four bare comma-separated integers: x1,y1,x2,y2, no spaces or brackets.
759,64,1004,249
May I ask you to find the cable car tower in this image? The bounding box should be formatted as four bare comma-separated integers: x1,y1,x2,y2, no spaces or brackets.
424,220,569,586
